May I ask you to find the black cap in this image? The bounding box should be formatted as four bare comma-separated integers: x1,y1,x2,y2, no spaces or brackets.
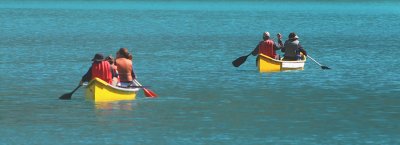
289,32,299,39
91,53,104,62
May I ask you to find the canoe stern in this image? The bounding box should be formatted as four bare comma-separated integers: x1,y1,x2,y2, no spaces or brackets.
258,54,282,72
85,78,139,102
258,54,306,72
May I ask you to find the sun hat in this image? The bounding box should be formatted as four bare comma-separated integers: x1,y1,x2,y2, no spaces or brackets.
91,53,104,62
263,32,270,37
289,32,299,39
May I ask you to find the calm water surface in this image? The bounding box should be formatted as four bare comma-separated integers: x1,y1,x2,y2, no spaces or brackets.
1,1,399,144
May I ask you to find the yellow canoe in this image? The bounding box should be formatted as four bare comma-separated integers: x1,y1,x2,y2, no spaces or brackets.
258,53,306,72
85,78,139,102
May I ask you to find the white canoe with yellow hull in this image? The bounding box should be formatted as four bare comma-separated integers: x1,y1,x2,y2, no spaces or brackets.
258,54,306,72
85,78,139,102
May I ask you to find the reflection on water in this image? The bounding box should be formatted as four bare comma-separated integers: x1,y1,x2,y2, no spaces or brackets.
94,101,133,111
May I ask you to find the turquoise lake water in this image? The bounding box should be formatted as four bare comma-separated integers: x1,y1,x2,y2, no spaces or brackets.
1,1,400,144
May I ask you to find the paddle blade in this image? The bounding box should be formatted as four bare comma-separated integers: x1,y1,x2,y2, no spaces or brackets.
59,92,72,100
143,88,157,98
321,66,331,69
59,85,81,100
232,55,249,67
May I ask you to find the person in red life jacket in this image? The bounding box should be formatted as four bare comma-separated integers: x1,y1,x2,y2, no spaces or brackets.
105,55,119,86
79,53,118,85
251,32,283,65
115,48,137,87
281,32,307,61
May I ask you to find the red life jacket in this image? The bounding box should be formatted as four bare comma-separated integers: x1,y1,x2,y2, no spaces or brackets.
258,39,276,58
91,61,112,84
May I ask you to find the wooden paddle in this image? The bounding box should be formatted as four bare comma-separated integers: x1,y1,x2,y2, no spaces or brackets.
133,79,157,98
307,55,331,70
59,84,82,100
232,52,252,67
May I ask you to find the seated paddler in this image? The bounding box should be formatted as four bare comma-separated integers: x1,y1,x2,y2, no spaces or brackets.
79,53,118,85
281,32,307,61
115,48,137,87
251,32,283,65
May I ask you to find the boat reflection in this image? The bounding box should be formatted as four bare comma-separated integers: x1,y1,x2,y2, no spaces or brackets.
94,101,134,110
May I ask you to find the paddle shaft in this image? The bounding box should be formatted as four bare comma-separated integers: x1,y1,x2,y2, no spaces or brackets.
307,55,331,69
71,85,82,94
307,55,323,66
59,84,82,100
119,85,150,88
132,79,157,97
132,79,143,87
232,52,252,67
246,52,252,57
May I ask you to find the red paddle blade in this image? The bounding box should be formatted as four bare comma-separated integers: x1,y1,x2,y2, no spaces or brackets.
143,88,157,98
